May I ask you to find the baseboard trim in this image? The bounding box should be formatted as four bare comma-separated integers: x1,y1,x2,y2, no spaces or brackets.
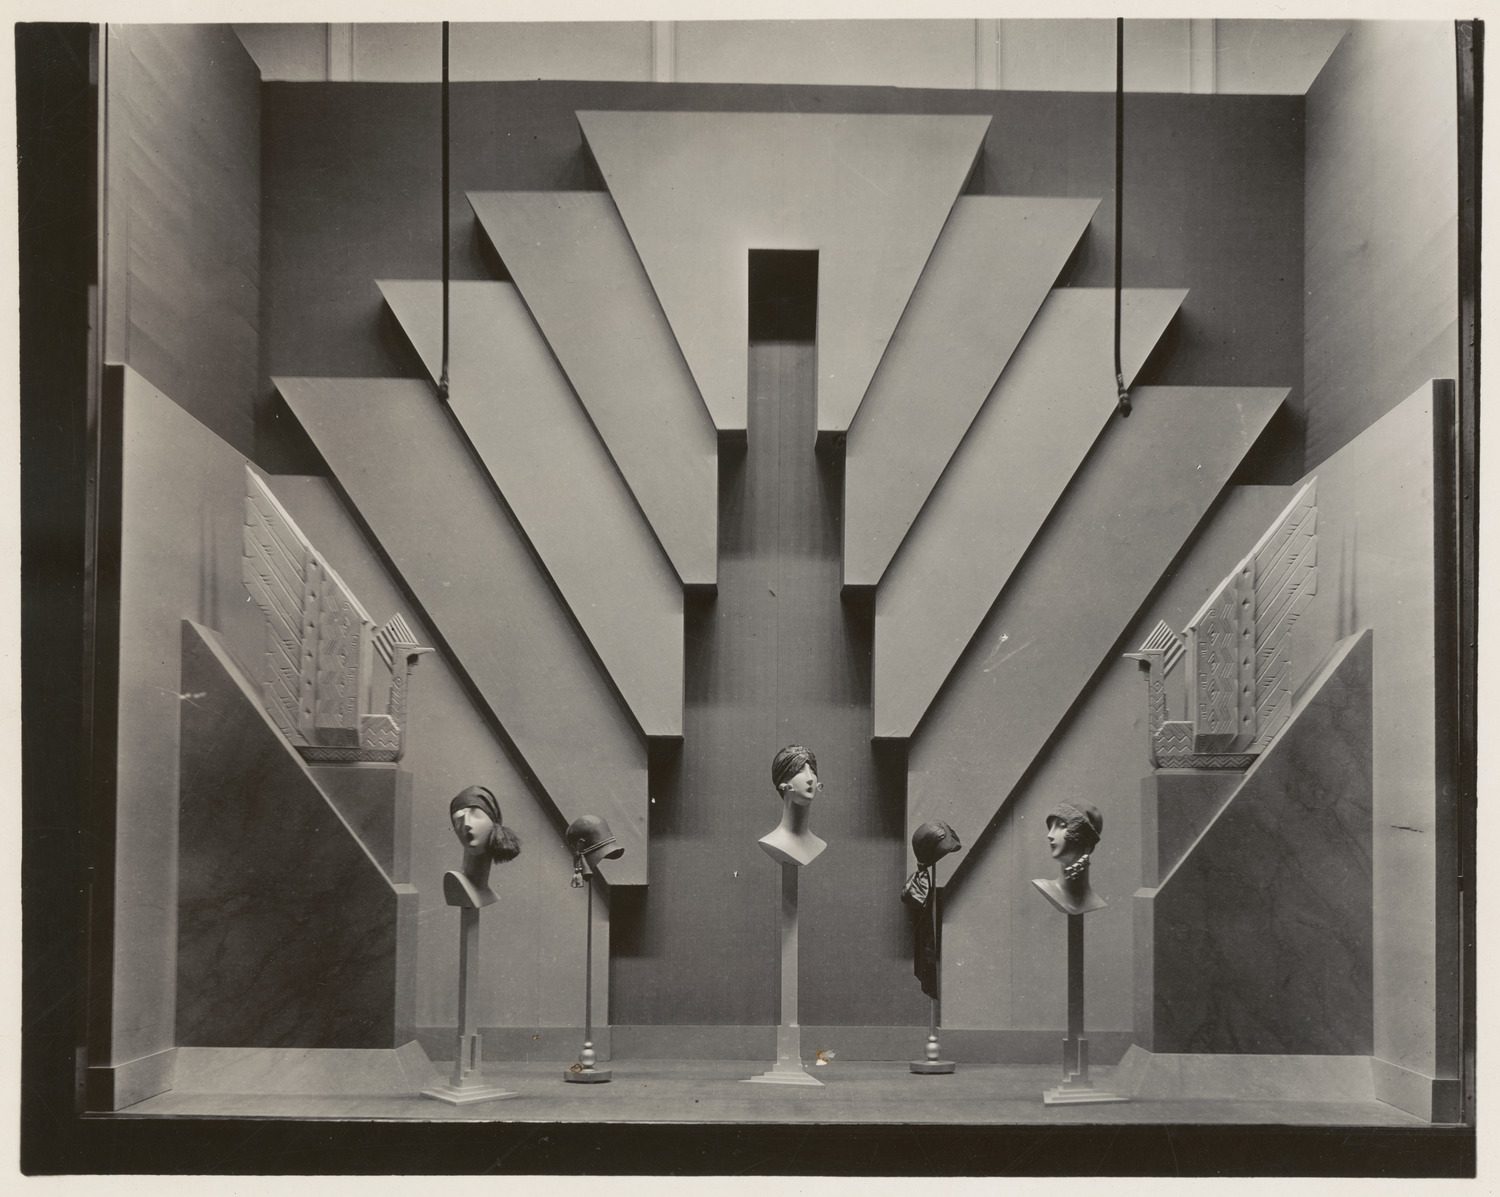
607,1026,1133,1064
85,1045,177,1111
1371,1055,1461,1123
1112,1045,1375,1103
417,1025,610,1063
169,1041,437,1095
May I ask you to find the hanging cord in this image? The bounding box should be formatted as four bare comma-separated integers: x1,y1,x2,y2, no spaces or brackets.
437,21,451,403
1113,17,1131,419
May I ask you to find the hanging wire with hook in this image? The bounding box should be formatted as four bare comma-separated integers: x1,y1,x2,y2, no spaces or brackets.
1114,17,1131,419
437,20,451,403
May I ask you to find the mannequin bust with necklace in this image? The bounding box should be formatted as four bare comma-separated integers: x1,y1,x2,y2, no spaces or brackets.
1031,801,1106,916
758,744,827,867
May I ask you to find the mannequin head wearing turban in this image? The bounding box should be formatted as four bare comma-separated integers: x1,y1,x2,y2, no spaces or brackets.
449,784,522,863
771,744,821,805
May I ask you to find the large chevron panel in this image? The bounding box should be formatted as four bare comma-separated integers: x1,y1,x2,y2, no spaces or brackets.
379,279,683,739
843,195,1099,588
578,110,990,434
469,190,718,587
907,385,1289,881
874,288,1187,739
275,376,649,886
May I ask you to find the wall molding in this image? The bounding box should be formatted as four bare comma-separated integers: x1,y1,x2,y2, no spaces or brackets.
651,21,675,83
427,1025,1140,1065
85,1045,176,1112
1372,1054,1462,1124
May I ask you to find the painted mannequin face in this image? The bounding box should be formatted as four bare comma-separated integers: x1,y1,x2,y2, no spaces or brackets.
453,805,496,856
1046,819,1072,860
782,762,820,806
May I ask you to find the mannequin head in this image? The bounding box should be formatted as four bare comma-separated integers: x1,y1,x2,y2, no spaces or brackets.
912,821,962,867
1044,802,1102,868
565,814,624,878
448,785,522,863
772,744,821,806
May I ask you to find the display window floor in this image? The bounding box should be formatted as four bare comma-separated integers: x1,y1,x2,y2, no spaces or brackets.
113,1058,1428,1126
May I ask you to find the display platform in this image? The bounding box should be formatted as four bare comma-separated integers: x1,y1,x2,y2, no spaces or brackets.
115,1057,1427,1127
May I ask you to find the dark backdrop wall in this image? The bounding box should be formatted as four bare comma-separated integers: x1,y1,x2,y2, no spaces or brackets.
104,25,261,456
259,78,1307,1027
261,80,1305,480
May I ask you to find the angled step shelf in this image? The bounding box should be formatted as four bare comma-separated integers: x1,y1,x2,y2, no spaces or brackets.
378,278,684,741
874,287,1187,742
843,195,1099,588
275,376,649,886
905,384,1289,882
471,190,718,588
578,109,991,435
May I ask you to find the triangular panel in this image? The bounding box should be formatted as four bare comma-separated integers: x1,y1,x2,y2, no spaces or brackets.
470,190,719,587
275,375,649,885
844,195,1099,587
379,278,683,740
875,288,1187,740
907,385,1289,881
579,110,990,434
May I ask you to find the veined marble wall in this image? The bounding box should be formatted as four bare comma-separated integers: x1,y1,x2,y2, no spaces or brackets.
1138,632,1374,1054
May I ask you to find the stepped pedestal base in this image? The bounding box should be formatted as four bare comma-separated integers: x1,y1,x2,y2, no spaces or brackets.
1043,1083,1128,1106
421,1081,519,1105
744,1024,823,1086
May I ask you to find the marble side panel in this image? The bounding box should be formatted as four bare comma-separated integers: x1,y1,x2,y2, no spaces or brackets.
1144,631,1374,1054
1140,771,1240,887
109,367,267,1069
308,763,404,882
176,621,412,1048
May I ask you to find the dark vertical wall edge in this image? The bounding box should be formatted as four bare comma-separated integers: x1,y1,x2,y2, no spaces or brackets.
1453,16,1480,1127
1428,377,1461,1102
18,20,99,1172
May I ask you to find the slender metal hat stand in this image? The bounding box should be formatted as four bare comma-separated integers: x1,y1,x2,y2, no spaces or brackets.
910,858,955,1074
565,858,611,1084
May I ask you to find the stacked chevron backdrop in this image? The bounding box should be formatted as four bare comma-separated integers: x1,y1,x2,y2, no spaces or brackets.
272,110,1292,1023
